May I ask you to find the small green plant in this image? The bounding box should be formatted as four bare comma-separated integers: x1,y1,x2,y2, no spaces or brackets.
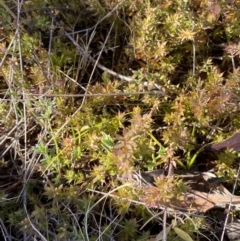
1,0,240,240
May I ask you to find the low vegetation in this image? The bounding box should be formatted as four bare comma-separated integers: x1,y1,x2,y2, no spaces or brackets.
1,0,240,240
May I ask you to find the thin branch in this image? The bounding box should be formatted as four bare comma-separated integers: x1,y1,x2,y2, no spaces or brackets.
0,90,167,103
220,162,240,241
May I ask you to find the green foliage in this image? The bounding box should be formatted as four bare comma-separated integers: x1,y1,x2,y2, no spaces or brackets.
1,0,240,240
119,218,139,240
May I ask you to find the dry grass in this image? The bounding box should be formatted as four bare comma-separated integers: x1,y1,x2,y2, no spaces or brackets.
0,0,240,240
